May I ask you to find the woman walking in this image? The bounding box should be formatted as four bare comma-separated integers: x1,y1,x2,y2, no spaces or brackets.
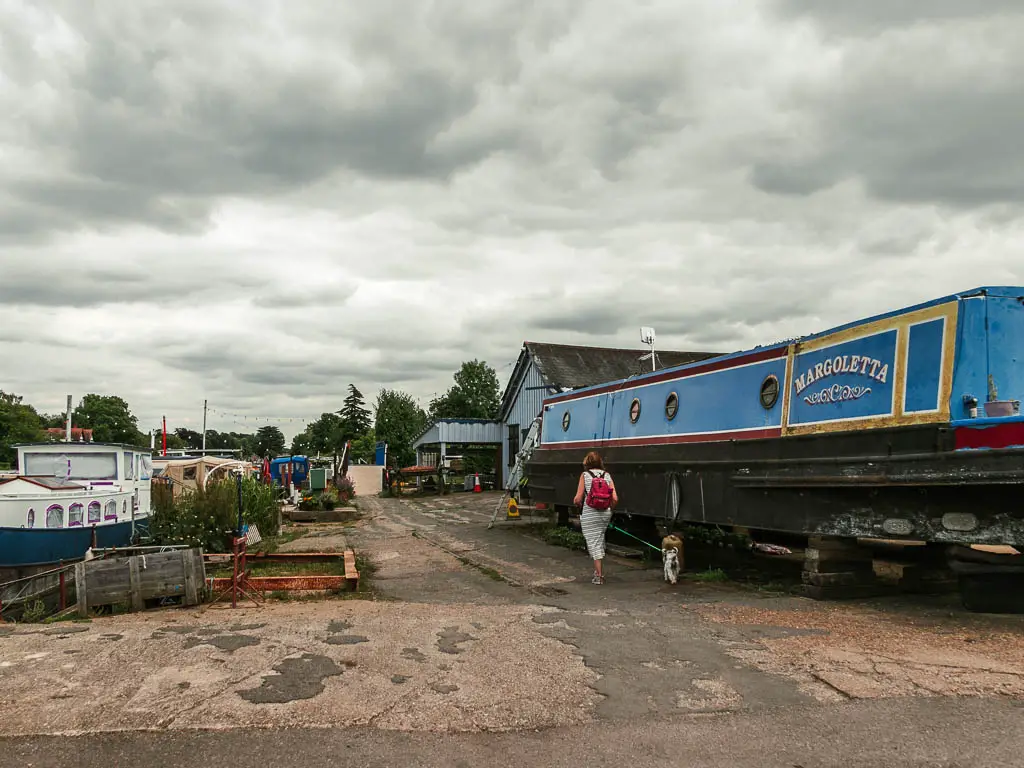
573,451,618,585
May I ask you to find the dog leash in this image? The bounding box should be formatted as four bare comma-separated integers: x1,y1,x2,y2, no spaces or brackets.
607,523,664,553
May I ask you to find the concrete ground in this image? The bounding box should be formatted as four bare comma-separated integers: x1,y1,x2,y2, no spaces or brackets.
2,490,1023,766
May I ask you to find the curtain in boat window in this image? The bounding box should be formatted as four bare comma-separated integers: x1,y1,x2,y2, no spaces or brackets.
46,504,64,528
88,501,102,524
104,500,117,521
69,503,84,526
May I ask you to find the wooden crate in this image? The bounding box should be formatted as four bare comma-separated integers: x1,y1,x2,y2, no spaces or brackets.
75,549,205,616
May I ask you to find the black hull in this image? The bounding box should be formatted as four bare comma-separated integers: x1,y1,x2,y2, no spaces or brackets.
527,424,1024,546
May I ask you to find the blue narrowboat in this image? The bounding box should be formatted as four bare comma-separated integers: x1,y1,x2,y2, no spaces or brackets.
529,287,1024,559
269,456,309,486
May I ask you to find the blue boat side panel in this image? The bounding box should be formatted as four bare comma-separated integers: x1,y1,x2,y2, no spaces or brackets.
950,295,1024,417
904,318,946,413
950,297,988,418
605,359,785,440
0,519,138,567
789,330,898,426
542,357,786,445
985,295,1024,404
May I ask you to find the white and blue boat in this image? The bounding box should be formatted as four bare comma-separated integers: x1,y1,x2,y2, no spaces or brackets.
0,442,153,577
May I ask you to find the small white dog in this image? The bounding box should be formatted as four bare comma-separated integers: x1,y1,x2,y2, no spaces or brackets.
662,534,683,584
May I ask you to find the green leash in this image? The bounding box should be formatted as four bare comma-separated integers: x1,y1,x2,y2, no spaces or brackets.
607,522,663,553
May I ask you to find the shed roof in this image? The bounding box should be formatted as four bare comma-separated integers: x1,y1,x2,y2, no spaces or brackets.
499,342,721,420
413,419,503,449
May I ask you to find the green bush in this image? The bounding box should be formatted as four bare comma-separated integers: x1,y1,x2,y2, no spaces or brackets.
241,476,279,536
149,477,280,553
335,475,355,504
540,526,588,552
21,599,48,623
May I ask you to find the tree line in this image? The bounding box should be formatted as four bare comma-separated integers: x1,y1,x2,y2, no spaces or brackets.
0,358,502,472
287,359,500,474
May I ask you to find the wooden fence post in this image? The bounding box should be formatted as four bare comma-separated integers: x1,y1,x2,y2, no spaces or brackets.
128,556,144,613
182,549,199,606
75,561,88,617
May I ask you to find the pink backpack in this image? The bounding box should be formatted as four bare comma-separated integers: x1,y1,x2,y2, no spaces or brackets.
585,470,613,510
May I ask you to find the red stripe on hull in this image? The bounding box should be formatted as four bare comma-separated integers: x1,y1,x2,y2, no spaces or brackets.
955,423,1024,450
547,347,787,404
541,427,782,450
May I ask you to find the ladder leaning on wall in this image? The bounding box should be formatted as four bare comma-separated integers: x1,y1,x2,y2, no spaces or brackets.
488,416,543,528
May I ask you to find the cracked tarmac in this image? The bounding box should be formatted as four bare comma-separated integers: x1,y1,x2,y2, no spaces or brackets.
1,491,1023,757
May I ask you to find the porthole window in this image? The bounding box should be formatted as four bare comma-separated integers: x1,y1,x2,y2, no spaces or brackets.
629,398,641,424
665,392,679,421
26,508,35,528
760,375,780,409
562,411,571,431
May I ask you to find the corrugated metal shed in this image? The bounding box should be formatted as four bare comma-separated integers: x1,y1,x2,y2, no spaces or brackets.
413,419,503,449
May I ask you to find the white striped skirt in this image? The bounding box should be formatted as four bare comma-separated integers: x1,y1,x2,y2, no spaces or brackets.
580,506,612,560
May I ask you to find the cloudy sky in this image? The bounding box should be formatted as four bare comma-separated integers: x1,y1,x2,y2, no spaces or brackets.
2,0,1023,439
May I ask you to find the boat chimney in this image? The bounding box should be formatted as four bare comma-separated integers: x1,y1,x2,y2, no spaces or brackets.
65,395,73,442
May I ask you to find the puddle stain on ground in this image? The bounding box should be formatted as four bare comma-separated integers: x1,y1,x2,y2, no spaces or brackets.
437,627,475,655
239,653,344,704
42,626,89,636
149,625,262,653
430,682,459,694
151,626,197,639
402,648,427,663
183,634,261,653
326,635,369,645
325,620,368,646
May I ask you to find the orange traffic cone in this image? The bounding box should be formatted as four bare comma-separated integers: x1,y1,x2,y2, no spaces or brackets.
473,473,482,493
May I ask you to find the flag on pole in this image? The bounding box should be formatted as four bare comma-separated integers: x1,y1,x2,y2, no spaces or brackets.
243,524,262,546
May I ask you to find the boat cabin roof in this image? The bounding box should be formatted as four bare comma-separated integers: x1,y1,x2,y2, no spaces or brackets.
0,476,83,492
13,442,151,452
549,286,1024,401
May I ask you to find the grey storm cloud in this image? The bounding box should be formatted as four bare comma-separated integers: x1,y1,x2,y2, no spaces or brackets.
776,0,1024,34
753,4,1024,207
2,0,1024,437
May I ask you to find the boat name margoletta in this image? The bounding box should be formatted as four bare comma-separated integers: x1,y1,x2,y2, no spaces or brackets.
793,354,889,396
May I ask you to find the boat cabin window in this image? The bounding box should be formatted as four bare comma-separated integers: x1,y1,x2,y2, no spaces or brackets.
183,466,197,481
104,500,117,521
665,393,679,421
46,504,64,528
88,502,101,524
759,375,780,410
69,503,84,527
23,452,117,481
124,452,134,480
140,455,152,480
629,398,642,424
26,508,35,528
